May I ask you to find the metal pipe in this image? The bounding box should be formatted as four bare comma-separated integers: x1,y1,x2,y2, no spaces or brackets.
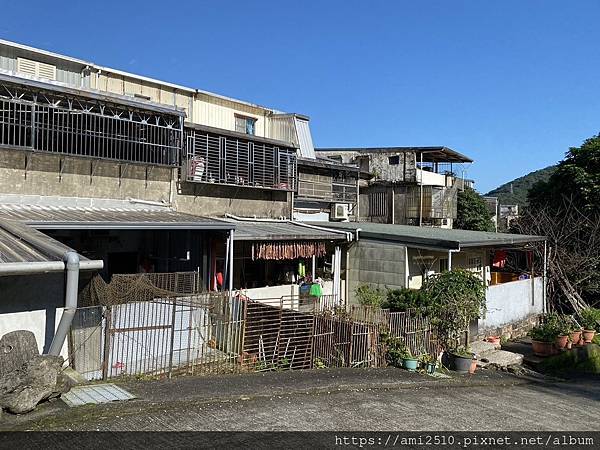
223,232,230,292
229,229,234,292
448,248,460,271
391,186,395,224
311,254,316,281
543,240,548,314
419,152,424,227
0,261,65,276
48,251,80,356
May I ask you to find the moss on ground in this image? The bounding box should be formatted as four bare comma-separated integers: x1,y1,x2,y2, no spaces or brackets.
538,344,600,375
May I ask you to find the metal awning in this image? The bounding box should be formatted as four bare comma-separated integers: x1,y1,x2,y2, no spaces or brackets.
312,222,545,250
315,146,473,163
226,220,348,242
0,219,76,263
0,205,235,231
0,218,103,275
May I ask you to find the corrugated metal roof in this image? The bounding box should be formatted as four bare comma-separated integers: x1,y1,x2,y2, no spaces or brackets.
0,219,79,263
0,204,235,230
227,221,347,241
311,222,545,250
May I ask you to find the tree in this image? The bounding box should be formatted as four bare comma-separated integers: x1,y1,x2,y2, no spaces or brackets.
515,134,600,312
422,269,486,349
455,187,495,232
529,134,600,214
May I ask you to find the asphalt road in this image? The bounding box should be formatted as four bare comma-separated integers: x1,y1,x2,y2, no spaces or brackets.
6,368,600,432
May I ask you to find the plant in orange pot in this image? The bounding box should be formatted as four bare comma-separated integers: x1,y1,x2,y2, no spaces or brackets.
580,308,600,343
528,321,559,357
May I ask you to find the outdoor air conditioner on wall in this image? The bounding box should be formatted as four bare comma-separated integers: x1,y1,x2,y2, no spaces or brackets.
330,203,349,221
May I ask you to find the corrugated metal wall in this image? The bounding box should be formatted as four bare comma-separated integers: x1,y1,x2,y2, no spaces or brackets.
0,42,311,149
0,46,84,87
294,116,316,159
269,115,298,145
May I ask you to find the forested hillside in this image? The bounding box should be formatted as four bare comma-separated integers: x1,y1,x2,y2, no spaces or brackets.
485,166,556,205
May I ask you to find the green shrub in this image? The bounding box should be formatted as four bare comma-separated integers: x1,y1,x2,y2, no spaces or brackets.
382,333,410,367
355,284,386,307
421,269,486,350
580,308,600,331
383,288,431,312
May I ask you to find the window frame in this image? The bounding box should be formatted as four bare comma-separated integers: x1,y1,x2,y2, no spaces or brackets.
235,114,257,136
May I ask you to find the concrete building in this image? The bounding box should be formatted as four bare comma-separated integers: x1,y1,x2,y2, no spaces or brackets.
315,221,547,339
0,39,354,355
315,147,473,228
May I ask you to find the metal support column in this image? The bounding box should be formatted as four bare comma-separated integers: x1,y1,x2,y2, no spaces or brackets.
419,152,424,227
229,229,235,292
543,240,548,313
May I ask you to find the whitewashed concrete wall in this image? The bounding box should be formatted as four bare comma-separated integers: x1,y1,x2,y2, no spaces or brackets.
0,308,68,359
479,277,543,330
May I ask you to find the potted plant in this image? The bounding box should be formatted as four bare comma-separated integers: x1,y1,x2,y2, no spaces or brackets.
553,314,575,350
402,348,419,372
569,327,583,346
580,308,600,343
419,353,438,374
528,321,558,356
448,346,475,373
486,335,501,346
422,270,486,372
382,334,406,368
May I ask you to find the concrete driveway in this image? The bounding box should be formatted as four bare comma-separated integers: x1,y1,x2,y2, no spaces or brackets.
4,368,600,432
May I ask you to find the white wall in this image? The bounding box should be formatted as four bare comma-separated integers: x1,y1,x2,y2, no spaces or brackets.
479,277,544,330
417,169,447,187
0,308,68,359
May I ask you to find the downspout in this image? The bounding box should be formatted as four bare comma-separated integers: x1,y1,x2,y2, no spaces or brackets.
447,248,460,271
48,251,80,356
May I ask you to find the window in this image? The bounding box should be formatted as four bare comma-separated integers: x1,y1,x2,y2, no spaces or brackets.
388,155,400,165
468,256,483,271
368,191,388,217
235,115,257,135
439,258,449,272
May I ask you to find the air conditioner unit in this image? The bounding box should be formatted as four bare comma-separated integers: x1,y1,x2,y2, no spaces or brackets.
330,203,349,221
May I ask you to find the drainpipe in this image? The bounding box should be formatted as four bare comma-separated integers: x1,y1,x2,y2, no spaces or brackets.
48,251,80,356
447,248,460,271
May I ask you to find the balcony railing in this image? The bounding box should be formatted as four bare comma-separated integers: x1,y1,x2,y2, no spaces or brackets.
297,172,357,203
184,126,297,192
0,77,182,166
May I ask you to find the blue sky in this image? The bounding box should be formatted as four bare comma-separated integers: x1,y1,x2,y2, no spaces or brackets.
3,1,600,192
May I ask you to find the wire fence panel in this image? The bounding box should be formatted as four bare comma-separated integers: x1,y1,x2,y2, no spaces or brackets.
241,300,314,371
68,306,105,381
69,293,444,379
388,309,440,356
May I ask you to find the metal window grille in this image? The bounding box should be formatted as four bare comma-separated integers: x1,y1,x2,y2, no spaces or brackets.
368,191,388,217
185,128,297,191
0,79,182,166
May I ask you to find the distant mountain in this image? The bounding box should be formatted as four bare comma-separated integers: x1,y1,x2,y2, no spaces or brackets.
485,165,557,206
